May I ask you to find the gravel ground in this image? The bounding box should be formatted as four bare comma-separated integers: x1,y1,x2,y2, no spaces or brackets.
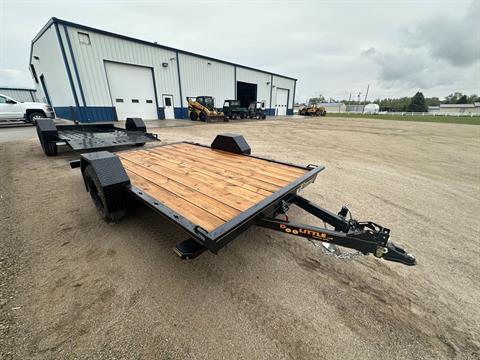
1,117,479,359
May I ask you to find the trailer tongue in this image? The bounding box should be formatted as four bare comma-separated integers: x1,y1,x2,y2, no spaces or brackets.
73,133,415,267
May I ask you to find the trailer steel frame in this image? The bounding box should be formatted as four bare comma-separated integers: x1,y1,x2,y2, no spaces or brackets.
73,133,415,266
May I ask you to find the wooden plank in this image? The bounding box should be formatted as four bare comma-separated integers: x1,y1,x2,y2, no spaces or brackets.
172,143,306,179
141,148,276,194
125,172,224,232
169,144,299,183
123,151,268,205
120,158,240,222
150,146,290,188
179,143,308,176
120,152,260,211
169,144,298,182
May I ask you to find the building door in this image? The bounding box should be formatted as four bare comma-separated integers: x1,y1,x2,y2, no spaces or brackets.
275,88,289,116
105,62,158,120
162,95,175,119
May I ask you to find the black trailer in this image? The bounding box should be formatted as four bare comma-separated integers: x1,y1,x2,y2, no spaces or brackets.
71,134,415,266
36,118,159,156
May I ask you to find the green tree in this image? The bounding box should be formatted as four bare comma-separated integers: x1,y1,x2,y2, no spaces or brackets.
308,94,325,106
407,92,427,112
456,95,468,104
444,92,463,104
467,94,479,103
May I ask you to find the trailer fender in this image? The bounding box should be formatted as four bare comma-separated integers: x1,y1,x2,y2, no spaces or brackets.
125,117,146,132
80,151,131,221
36,118,58,156
211,133,251,155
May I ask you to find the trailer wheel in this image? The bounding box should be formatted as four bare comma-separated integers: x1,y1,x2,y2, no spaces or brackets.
240,113,245,119
83,165,126,222
36,119,58,156
44,141,58,156
261,114,266,119
190,111,198,121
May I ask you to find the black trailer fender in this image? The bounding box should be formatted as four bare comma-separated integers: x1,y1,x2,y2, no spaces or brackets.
125,117,146,132
36,118,58,156
80,151,131,221
211,133,251,155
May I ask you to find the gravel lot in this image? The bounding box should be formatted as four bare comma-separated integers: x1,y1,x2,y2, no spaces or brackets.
1,117,479,359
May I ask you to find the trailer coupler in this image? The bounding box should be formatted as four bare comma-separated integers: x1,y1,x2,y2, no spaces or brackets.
256,195,416,266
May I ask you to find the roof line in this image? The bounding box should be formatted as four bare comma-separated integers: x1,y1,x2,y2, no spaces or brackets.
31,17,297,81
0,87,36,91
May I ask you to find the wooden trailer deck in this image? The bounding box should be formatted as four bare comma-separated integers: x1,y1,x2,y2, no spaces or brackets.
118,143,309,232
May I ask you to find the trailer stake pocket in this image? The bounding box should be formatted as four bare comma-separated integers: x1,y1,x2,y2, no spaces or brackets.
77,133,416,266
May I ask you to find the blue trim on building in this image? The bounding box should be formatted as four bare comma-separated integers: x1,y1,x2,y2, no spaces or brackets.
292,79,297,113
63,24,87,107
54,106,116,122
157,107,165,119
234,65,237,98
287,109,293,115
174,107,188,119
39,75,52,105
54,22,82,121
31,18,297,82
150,69,162,119
175,51,183,114
266,108,275,116
269,74,273,111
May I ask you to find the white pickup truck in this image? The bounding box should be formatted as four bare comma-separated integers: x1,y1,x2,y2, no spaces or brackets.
0,93,55,124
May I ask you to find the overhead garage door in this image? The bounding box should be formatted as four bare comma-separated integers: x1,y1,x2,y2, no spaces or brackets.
105,62,158,120
275,88,289,116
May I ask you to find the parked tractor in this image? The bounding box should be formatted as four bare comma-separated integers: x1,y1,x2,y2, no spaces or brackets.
187,96,226,122
299,105,327,117
247,101,267,119
223,100,249,120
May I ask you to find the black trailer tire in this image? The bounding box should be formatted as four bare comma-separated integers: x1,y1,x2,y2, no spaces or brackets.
28,111,45,124
199,111,207,122
190,111,198,121
261,114,266,119
44,141,58,156
36,119,58,156
83,165,126,222
240,113,245,119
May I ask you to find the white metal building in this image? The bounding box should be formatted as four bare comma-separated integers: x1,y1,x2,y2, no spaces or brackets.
29,18,297,122
0,87,38,102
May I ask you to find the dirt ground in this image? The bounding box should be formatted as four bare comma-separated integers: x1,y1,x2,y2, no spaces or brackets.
1,117,479,359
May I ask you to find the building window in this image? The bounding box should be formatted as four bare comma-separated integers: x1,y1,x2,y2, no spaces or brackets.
146,100,153,104
132,99,139,103
78,32,91,45
115,98,124,103
164,97,171,106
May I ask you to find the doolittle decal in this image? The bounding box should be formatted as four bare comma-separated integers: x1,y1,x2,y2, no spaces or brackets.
279,224,333,241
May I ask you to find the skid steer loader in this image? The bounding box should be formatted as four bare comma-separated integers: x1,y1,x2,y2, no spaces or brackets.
187,96,226,122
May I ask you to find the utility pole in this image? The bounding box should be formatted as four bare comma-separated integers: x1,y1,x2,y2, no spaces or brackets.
363,84,370,104
348,92,352,103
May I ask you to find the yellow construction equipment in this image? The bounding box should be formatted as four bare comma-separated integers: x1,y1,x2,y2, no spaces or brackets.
187,96,226,122
299,105,327,117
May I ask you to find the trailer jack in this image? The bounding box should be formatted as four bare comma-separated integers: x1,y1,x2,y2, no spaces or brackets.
256,195,416,266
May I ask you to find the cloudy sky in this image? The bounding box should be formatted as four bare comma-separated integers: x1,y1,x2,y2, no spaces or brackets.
0,0,478,102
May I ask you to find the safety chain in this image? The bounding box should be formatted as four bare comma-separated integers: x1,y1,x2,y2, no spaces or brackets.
308,239,366,260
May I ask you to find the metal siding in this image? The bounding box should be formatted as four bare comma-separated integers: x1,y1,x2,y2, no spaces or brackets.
30,26,76,106
236,67,272,107
178,53,234,108
65,25,181,108
272,76,295,109
0,89,38,102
